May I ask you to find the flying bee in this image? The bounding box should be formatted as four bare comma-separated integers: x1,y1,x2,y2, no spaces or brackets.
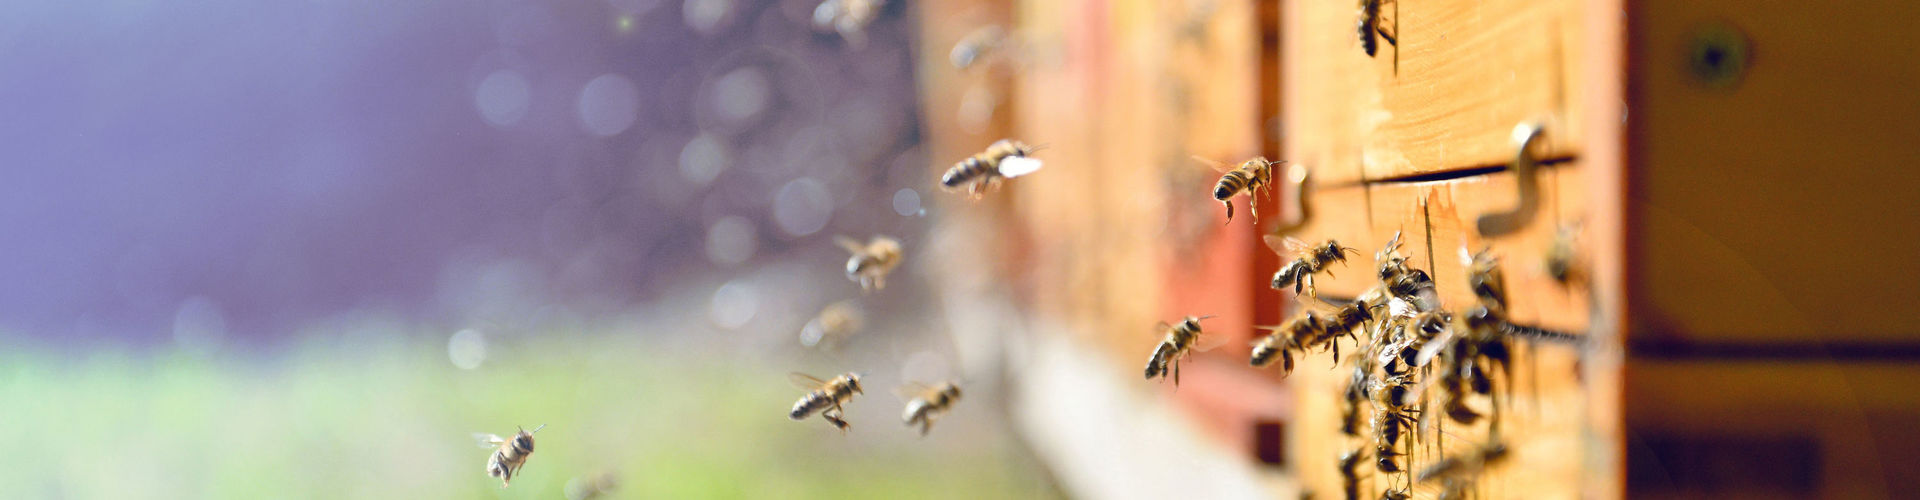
800,299,865,350
789,372,865,432
1463,247,1508,311
950,25,1008,70
897,381,963,436
1250,314,1323,375
475,424,546,487
836,235,903,291
1546,222,1583,284
1267,236,1360,297
942,139,1046,196
1197,156,1280,224
1319,301,1379,359
1145,315,1223,386
1357,0,1398,57
813,0,886,44
1417,442,1511,483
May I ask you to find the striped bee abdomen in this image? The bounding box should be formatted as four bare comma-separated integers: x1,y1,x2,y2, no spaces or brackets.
790,392,829,420
942,156,994,188
1214,170,1249,200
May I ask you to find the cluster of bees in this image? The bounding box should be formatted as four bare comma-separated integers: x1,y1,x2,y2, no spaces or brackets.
1134,153,1529,497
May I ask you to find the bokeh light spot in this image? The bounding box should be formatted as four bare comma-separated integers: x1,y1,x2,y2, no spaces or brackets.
705,215,757,266
577,74,641,137
712,66,770,125
447,329,488,370
893,188,923,217
772,177,833,236
679,133,729,186
475,70,531,127
709,280,758,329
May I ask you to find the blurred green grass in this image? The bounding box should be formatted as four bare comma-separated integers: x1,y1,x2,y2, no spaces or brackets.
0,333,1058,499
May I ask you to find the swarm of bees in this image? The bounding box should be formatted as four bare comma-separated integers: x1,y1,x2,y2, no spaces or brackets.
942,138,1046,197
475,424,545,488
1246,233,1523,498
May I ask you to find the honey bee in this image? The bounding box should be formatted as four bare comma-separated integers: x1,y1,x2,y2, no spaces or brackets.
813,0,886,44
1338,447,1369,500
1357,0,1398,57
950,25,1007,70
1320,301,1378,356
1250,314,1322,375
1416,442,1510,483
1374,231,1438,311
836,235,903,291
564,470,619,500
1198,156,1280,224
800,299,865,350
1546,222,1583,284
1463,247,1508,311
942,139,1045,196
789,372,865,432
1267,237,1360,297
475,424,546,487
897,381,963,436
1144,315,1222,386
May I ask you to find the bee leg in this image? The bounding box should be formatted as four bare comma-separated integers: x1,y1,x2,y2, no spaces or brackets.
1222,200,1235,225
1172,359,1182,387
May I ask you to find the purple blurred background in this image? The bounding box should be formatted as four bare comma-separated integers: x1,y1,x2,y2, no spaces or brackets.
0,0,927,345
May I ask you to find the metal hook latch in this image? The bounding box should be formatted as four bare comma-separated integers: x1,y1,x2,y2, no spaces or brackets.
1270,162,1312,235
1476,122,1545,237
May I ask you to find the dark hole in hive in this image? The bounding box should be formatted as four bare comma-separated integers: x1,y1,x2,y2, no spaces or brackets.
1254,420,1286,466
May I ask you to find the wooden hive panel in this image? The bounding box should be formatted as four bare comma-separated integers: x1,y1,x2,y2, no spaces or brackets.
1274,166,1592,333
1282,0,1588,186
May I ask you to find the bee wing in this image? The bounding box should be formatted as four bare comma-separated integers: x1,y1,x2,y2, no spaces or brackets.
789,372,829,390
1191,155,1232,173
1413,330,1456,367
475,433,505,448
893,381,935,401
1261,235,1289,256
995,156,1044,178
1194,330,1231,352
1379,230,1404,258
834,236,867,254
1282,236,1311,254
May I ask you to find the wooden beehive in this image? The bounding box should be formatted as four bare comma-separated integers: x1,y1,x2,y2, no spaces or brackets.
915,0,1920,498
